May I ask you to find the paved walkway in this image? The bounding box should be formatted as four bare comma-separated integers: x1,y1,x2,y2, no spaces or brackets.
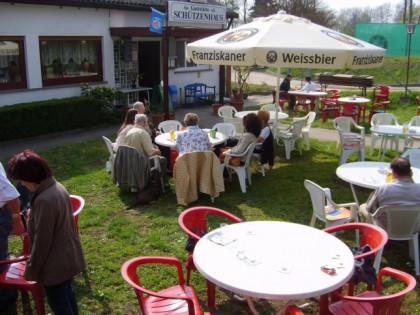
0,93,407,161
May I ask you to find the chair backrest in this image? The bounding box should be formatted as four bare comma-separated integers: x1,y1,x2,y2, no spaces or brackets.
289,118,307,139
70,195,85,233
330,267,416,315
304,179,330,222
373,205,420,240
408,115,420,127
157,120,182,133
261,104,282,112
239,141,257,168
402,148,420,168
113,145,150,190
371,113,399,127
334,117,365,143
121,256,201,315
178,206,243,244
217,105,237,118
223,118,244,138
173,151,224,205
296,111,316,132
324,223,388,272
212,123,236,138
102,136,115,160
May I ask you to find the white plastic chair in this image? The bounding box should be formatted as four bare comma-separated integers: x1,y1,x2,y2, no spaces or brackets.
223,118,244,139
217,105,237,121
221,142,256,193
102,136,116,178
304,179,358,229
157,120,182,133
404,116,420,150
261,104,282,112
212,122,236,143
401,148,420,168
372,205,420,275
293,111,316,150
333,117,365,165
275,118,306,159
370,113,400,157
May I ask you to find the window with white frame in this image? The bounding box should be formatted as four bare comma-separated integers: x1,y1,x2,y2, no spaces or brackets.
39,36,103,86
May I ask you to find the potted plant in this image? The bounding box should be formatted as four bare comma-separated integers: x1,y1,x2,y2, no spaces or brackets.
230,66,253,111
149,85,166,126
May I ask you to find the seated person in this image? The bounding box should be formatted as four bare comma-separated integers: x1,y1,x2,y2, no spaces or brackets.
360,157,420,227
125,114,168,185
254,110,274,169
115,109,137,148
175,113,211,155
220,113,262,163
300,76,317,92
133,100,157,139
279,74,295,111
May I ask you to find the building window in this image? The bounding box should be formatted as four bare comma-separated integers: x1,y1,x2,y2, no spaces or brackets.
0,37,27,91
39,37,103,86
176,41,196,68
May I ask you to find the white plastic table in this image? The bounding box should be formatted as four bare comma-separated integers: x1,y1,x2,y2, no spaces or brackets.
154,130,226,148
288,91,327,113
235,110,289,120
193,221,354,315
336,161,420,205
372,125,420,160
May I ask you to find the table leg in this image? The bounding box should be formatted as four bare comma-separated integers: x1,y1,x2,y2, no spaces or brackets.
207,280,216,308
319,294,331,315
246,296,260,315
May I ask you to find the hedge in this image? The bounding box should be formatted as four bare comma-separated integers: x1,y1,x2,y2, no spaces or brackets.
0,97,124,141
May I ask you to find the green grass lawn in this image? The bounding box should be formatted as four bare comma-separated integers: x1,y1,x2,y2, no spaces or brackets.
3,132,419,314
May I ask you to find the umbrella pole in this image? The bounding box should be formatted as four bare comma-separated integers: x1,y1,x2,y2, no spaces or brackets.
274,67,281,132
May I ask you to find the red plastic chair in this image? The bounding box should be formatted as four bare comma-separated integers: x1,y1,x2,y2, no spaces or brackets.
285,305,304,314
295,95,311,113
321,97,340,124
178,206,243,307
340,103,359,123
70,195,85,233
372,85,391,103
324,223,388,274
0,235,45,315
121,256,210,315
368,101,390,125
329,267,416,315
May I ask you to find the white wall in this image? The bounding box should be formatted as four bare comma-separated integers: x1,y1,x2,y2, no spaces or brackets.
0,3,221,107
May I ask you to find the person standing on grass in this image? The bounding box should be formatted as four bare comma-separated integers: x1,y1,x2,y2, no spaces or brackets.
0,162,25,312
7,150,85,315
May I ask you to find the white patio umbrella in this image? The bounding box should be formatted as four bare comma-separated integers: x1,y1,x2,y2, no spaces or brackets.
187,11,386,122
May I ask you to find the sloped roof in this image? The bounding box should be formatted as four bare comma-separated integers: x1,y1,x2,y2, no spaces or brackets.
0,0,238,17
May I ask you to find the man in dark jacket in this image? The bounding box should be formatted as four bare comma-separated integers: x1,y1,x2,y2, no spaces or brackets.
279,73,296,111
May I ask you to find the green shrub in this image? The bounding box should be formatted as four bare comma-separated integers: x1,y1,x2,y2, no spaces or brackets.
0,96,124,141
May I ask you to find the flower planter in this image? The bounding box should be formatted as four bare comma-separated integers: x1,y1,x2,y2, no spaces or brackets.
151,112,165,126
212,103,222,115
229,99,244,112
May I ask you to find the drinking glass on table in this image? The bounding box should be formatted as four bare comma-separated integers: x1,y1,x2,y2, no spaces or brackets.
169,129,175,141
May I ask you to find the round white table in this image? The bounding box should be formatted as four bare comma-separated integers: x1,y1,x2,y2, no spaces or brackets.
336,161,420,204
193,221,354,315
154,130,226,148
235,110,289,120
288,91,327,113
372,125,420,160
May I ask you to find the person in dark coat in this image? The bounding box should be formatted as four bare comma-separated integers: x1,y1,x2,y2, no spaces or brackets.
279,73,296,111
255,110,274,169
8,150,86,315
